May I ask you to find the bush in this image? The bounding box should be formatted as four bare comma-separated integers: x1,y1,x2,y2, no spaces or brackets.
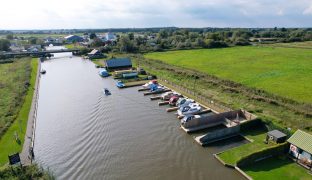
0,164,54,179
236,142,289,167
240,118,264,132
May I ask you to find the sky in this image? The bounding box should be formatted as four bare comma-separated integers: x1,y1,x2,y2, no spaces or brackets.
0,0,312,29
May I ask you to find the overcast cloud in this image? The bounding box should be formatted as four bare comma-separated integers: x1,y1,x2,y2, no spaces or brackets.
0,0,311,29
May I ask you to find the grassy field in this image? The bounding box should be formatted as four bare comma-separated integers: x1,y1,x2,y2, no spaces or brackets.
64,43,85,50
0,58,38,166
145,46,312,104
266,41,312,49
218,127,273,166
242,156,312,180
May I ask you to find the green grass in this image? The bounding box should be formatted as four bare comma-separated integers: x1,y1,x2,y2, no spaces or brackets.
145,46,312,103
218,127,273,166
64,43,85,50
266,41,312,49
0,58,38,166
242,156,312,180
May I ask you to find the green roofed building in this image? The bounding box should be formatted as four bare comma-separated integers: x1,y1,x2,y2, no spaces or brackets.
288,130,312,169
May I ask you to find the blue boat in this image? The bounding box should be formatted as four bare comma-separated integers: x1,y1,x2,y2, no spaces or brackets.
99,69,109,77
116,80,125,88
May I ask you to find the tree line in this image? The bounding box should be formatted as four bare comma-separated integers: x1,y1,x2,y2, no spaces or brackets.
115,28,312,53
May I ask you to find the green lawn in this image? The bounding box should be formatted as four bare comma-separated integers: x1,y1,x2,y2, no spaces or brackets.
242,156,312,180
64,43,85,49
266,41,312,49
0,58,38,166
218,127,273,166
145,46,312,103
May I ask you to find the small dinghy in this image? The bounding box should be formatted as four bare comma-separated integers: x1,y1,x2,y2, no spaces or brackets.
103,88,111,95
116,80,125,88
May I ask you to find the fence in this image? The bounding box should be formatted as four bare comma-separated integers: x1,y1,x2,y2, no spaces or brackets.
158,78,232,113
29,60,41,163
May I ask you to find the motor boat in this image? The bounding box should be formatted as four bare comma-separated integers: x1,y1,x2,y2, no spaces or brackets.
177,103,201,116
150,84,165,92
40,69,46,74
161,91,181,101
176,98,195,108
99,69,109,77
181,115,201,125
103,88,111,95
169,95,181,106
116,80,125,88
142,80,158,89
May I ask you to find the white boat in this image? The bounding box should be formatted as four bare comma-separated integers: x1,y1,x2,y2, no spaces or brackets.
176,98,195,108
181,115,201,125
161,91,180,101
177,103,201,116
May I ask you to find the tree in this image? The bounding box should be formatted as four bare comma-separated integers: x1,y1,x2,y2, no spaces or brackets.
0,39,10,51
128,33,134,40
91,38,103,47
29,37,38,44
6,34,13,40
119,36,136,52
89,33,97,39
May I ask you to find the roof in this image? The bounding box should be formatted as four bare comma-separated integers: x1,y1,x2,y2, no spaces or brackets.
288,130,312,154
64,35,82,39
268,130,286,139
105,58,132,68
88,49,100,55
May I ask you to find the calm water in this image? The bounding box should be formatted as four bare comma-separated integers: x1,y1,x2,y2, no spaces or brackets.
34,51,243,179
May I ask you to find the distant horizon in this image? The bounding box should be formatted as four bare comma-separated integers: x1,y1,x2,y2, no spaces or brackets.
1,26,312,32
1,0,311,29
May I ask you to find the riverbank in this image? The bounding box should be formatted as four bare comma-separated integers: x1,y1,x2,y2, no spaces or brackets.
132,55,311,131
0,58,39,166
20,58,41,165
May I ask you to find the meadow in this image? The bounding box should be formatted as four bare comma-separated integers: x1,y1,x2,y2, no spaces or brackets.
0,58,37,166
145,46,312,104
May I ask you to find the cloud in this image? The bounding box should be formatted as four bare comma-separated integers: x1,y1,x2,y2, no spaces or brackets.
0,0,311,29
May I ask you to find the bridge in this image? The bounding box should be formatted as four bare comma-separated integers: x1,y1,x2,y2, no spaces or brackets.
0,49,81,58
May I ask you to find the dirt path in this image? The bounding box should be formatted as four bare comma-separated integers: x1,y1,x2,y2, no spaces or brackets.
20,59,41,165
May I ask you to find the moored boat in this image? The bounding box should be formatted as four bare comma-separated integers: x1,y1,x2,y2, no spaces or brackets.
177,103,201,116
116,80,125,88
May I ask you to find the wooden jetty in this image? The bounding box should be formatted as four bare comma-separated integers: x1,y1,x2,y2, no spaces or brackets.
143,89,171,96
150,96,161,100
138,88,150,91
158,101,169,106
167,107,179,112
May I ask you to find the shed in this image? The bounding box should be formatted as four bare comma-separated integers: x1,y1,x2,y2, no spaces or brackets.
288,130,312,167
105,58,132,70
266,130,287,143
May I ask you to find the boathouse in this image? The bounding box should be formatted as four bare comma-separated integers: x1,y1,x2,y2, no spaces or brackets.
105,58,132,71
64,35,84,43
88,49,105,59
288,130,312,169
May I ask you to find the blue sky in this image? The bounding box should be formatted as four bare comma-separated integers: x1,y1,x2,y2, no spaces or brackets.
0,0,311,29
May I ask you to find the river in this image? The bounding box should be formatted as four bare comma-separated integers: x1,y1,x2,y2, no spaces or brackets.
34,51,243,179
